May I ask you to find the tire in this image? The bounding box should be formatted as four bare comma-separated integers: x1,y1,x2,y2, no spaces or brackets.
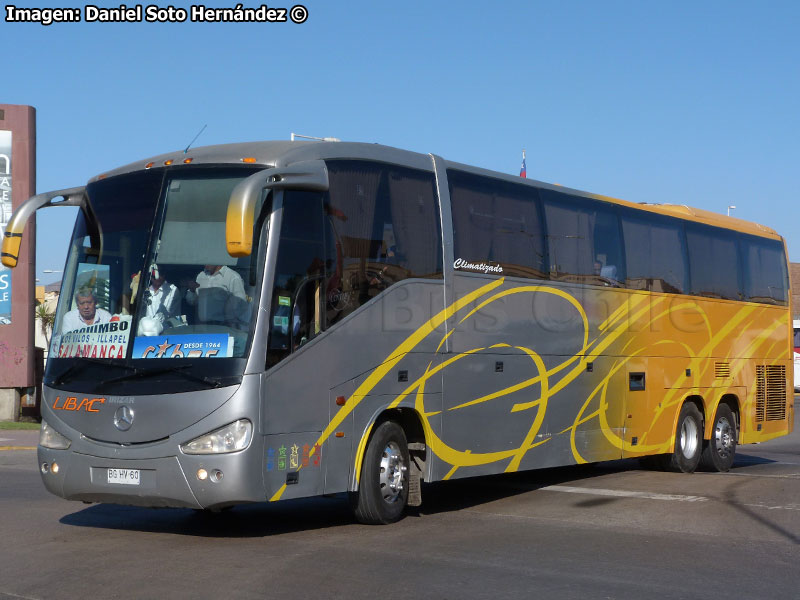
664,403,703,473
352,421,410,525
700,404,737,472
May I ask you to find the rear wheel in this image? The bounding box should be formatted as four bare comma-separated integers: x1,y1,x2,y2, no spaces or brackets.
352,421,410,525
700,404,737,472
664,403,703,473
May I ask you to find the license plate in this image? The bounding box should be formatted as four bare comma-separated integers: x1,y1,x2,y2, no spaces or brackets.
107,468,140,485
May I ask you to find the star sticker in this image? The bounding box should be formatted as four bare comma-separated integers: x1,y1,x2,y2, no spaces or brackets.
156,339,172,358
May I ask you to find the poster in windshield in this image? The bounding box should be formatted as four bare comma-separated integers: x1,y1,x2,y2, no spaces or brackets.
132,333,233,359
0,130,11,325
54,315,133,359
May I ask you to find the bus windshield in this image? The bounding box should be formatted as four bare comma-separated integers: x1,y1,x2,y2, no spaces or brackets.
45,166,265,394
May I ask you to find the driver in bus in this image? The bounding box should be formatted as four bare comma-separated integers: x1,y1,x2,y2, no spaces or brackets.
185,265,247,303
62,287,111,332
184,264,249,326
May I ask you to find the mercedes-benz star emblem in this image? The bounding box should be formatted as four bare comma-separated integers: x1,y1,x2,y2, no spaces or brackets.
113,406,134,431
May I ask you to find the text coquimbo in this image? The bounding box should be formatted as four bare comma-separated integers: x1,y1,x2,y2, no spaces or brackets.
4,4,309,25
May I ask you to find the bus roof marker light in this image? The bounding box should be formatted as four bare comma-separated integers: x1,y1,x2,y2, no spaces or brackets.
241,157,257,163
145,162,154,169
183,158,193,164
164,159,174,166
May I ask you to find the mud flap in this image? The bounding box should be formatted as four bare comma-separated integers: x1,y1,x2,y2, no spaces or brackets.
407,442,426,507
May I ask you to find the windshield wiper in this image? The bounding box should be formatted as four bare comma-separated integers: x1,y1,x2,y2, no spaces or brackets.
51,358,136,387
102,364,221,388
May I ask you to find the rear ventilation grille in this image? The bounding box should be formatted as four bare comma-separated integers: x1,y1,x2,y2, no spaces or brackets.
755,365,786,422
715,363,731,378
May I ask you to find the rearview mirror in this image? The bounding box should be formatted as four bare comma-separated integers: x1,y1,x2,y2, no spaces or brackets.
225,160,328,257
2,186,94,268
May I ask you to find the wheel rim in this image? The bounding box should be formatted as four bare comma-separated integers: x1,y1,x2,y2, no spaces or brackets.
379,441,407,504
680,417,699,459
714,416,734,458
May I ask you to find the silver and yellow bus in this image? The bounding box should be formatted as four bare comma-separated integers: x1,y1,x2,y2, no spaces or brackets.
3,140,793,524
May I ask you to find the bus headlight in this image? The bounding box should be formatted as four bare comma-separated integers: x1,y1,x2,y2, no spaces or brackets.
39,420,71,450
181,419,253,455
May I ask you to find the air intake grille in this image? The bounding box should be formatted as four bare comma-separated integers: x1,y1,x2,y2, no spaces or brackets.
715,363,731,378
755,365,786,422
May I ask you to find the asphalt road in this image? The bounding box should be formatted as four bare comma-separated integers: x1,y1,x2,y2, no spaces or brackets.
1,412,798,600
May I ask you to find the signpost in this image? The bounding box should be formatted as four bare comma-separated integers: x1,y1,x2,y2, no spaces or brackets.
0,105,36,420
0,130,12,323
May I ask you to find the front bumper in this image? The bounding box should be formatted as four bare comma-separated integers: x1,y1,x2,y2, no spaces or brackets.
38,438,266,510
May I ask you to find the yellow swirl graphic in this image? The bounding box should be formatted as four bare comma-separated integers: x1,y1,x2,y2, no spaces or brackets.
271,278,790,501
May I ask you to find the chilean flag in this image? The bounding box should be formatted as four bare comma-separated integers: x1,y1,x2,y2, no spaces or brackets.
520,150,527,178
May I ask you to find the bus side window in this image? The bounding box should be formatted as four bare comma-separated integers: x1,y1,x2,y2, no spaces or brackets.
740,235,788,305
267,192,325,368
323,161,442,327
540,190,624,285
449,170,546,279
686,224,742,300
621,213,688,294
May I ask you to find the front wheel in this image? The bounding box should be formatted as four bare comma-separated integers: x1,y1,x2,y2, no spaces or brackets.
352,421,410,525
665,403,703,473
700,404,737,472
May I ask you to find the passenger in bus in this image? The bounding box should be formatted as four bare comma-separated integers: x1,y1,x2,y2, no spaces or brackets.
601,264,618,280
593,259,619,284
143,264,181,328
62,287,111,332
367,244,400,290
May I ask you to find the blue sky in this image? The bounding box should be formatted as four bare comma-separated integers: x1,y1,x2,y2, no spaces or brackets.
3,0,799,284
